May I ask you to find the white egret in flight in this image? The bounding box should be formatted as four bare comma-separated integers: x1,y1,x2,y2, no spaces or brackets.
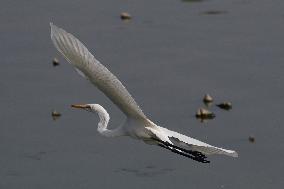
50,23,238,163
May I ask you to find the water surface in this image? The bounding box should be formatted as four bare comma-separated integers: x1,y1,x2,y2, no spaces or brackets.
1,0,284,188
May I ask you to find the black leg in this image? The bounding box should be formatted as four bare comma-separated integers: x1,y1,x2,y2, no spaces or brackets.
161,140,207,159
153,138,207,158
157,143,210,163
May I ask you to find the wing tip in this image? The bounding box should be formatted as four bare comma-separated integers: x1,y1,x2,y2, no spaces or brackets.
50,22,58,30
50,22,55,31
231,151,238,158
226,150,238,158
50,22,65,40
50,22,57,40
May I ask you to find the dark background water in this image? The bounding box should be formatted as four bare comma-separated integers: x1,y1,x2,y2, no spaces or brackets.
1,0,284,188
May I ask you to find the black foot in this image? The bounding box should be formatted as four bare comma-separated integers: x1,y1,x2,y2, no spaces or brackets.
157,142,210,163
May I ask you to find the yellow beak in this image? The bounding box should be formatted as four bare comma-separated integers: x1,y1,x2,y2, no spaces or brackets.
71,104,90,109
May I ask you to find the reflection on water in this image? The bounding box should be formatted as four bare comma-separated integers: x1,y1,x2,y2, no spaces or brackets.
201,10,228,15
117,166,174,177
24,151,47,160
181,0,204,3
5,170,21,177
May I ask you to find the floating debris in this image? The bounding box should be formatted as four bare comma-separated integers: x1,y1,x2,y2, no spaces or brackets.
51,110,61,120
203,94,213,104
216,102,232,110
52,58,60,66
196,108,215,119
120,12,132,20
248,136,255,143
202,10,228,15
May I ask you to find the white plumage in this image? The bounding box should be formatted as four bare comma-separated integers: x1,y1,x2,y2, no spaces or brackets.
50,23,238,162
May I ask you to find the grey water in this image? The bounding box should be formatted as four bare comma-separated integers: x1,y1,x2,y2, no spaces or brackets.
1,0,284,188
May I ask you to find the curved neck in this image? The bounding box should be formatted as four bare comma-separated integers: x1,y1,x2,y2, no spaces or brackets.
94,106,124,137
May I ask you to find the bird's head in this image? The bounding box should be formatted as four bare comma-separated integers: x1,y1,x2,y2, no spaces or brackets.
71,104,108,115
71,103,110,123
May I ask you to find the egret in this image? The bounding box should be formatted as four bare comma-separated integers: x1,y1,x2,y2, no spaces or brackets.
50,23,238,163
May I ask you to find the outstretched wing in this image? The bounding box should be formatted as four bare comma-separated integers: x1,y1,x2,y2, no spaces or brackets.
157,126,238,157
50,23,146,119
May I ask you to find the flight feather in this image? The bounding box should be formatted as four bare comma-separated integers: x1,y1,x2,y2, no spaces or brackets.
50,23,147,119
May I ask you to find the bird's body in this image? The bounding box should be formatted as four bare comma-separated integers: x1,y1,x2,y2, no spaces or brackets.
50,23,238,163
